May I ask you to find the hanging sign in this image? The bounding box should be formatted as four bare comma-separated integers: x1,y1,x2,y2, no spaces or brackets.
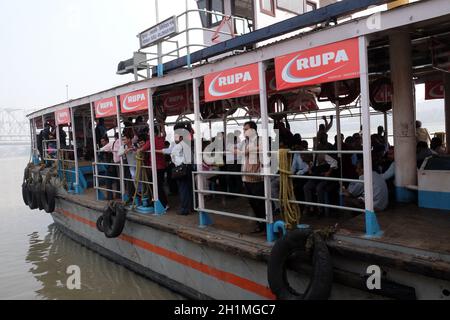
55,108,71,125
275,38,360,91
94,97,117,118
120,89,149,114
425,80,444,100
139,16,178,49
204,63,260,102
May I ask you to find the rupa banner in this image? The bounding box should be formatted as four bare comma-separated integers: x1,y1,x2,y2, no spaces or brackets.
275,38,360,91
55,108,71,125
120,89,149,114
425,80,444,100
204,63,260,102
94,97,117,118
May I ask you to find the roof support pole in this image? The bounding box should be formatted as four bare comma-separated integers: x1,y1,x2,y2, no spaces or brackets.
148,88,165,214
258,61,274,242
115,98,125,200
389,31,417,202
359,35,382,237
90,102,100,200
444,73,450,155
70,107,81,194
194,78,212,227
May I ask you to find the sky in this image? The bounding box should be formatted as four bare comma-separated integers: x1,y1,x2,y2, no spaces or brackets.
0,0,180,110
0,0,446,138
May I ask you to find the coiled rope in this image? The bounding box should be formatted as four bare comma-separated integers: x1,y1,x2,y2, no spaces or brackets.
278,148,301,229
132,151,153,209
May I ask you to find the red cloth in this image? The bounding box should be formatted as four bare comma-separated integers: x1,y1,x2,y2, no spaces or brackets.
141,136,166,170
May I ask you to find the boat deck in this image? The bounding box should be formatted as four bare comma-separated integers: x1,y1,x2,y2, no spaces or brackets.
60,188,450,281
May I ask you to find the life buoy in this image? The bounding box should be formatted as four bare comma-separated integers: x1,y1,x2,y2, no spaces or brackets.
28,182,40,210
268,94,288,120
319,80,360,106
40,183,56,213
370,77,393,112
102,202,127,238
267,228,333,300
22,182,30,206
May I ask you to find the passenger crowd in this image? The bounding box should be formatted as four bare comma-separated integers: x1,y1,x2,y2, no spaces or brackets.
36,115,447,232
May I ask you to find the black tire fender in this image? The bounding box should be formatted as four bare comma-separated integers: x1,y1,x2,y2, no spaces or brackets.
96,215,104,233
22,182,30,206
28,182,39,210
103,202,127,238
41,183,56,213
267,229,333,300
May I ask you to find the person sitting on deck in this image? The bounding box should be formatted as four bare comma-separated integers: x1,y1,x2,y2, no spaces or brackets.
342,159,389,212
417,141,436,168
416,120,431,145
430,137,446,155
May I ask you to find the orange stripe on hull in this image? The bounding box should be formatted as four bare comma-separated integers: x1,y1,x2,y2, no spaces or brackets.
54,208,275,300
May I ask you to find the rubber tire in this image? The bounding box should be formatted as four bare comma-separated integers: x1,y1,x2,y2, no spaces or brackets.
37,183,44,211
103,202,126,238
28,182,39,210
22,182,30,206
370,77,393,112
96,215,104,233
267,229,333,300
41,183,56,213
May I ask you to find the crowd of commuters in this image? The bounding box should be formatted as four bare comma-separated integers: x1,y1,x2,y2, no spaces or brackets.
36,114,447,232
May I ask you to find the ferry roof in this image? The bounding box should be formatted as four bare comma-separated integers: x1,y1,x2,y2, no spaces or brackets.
27,0,450,120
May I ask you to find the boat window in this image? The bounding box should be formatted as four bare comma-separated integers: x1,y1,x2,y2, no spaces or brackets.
260,0,275,17
197,0,225,28
277,0,303,15
305,1,317,12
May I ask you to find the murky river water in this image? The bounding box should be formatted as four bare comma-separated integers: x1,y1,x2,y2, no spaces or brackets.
0,147,183,300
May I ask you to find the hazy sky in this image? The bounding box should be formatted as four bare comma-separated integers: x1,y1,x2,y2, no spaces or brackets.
0,0,445,134
0,0,181,110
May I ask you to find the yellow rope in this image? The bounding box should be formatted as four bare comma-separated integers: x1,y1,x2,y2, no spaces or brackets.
279,148,301,229
132,151,153,209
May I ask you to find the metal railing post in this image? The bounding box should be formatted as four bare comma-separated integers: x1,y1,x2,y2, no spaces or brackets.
148,88,165,214
258,61,274,242
70,107,81,193
193,77,212,227
90,102,101,200
359,35,382,237
115,96,125,201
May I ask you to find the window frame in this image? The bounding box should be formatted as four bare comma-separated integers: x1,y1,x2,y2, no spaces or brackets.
305,0,317,12
276,0,303,15
260,0,276,17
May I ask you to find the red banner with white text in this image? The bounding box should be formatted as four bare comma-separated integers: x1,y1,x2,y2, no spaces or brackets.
55,108,71,125
204,63,260,102
120,89,149,114
94,97,117,118
275,38,360,91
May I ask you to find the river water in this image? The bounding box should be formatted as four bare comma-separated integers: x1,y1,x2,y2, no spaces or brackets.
0,147,182,300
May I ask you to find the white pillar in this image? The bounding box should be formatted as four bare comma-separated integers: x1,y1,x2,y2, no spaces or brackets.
444,73,450,154
115,98,125,199
148,88,163,213
389,31,417,202
70,107,80,192
90,102,100,199
258,61,273,232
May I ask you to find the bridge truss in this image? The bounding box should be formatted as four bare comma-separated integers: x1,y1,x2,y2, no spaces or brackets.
0,108,33,145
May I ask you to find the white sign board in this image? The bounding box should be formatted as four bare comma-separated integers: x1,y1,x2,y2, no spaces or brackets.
139,16,178,49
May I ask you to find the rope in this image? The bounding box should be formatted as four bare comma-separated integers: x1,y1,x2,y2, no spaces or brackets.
131,151,153,209
278,148,300,229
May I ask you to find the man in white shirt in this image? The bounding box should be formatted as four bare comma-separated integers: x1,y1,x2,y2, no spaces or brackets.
343,160,389,212
118,134,137,201
99,133,121,200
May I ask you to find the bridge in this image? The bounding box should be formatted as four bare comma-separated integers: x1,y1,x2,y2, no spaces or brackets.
0,108,32,145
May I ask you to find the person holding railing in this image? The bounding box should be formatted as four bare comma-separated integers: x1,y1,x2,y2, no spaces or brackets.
138,126,169,210
119,133,137,203
239,121,266,234
99,133,121,200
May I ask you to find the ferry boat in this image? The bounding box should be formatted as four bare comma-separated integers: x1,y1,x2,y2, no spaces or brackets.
23,0,450,300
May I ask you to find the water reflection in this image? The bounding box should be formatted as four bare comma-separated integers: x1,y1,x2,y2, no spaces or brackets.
25,224,183,300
